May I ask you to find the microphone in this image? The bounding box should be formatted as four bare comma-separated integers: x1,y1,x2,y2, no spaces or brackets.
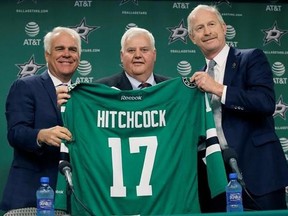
59,161,74,189
59,161,97,215
222,148,246,188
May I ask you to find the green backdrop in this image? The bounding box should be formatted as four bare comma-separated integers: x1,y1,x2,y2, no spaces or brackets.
0,0,287,213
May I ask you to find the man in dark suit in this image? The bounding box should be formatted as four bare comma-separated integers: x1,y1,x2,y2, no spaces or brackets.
96,27,168,89
0,27,80,212
57,27,169,106
188,4,288,211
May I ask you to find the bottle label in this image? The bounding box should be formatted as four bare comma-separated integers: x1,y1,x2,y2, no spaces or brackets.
37,199,54,210
227,192,242,203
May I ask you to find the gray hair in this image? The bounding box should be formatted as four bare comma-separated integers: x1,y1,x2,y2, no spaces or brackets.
187,4,225,35
43,26,81,56
121,27,155,52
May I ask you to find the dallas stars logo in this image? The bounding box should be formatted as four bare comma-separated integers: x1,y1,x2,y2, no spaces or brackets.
120,0,138,6
16,55,46,78
273,95,288,120
70,18,100,44
17,0,37,4
262,21,288,46
166,19,188,45
215,0,232,7
182,77,196,89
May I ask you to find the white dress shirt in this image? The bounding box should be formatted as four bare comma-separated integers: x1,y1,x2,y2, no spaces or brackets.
48,70,71,87
206,44,230,149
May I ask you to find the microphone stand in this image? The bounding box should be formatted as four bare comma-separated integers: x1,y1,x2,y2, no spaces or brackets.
62,183,72,216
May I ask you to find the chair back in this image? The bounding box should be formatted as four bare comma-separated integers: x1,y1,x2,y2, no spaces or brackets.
4,207,67,216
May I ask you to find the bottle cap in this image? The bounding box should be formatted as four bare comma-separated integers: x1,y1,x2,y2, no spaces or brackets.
40,177,49,183
229,173,238,180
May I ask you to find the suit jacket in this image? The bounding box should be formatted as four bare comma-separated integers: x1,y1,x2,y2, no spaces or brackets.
0,71,62,211
221,47,288,196
96,71,169,90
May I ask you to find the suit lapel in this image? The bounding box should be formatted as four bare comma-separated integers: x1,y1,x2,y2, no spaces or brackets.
154,75,164,84
41,71,63,124
116,72,133,90
223,47,239,86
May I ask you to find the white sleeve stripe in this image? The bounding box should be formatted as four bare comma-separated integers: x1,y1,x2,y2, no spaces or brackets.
206,144,221,157
61,106,66,113
205,93,212,112
206,128,217,139
60,142,69,153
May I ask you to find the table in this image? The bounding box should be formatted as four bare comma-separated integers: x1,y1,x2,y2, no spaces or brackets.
169,210,288,216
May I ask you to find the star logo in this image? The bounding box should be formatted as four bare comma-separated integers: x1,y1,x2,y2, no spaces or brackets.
17,0,37,4
215,0,232,7
70,18,100,43
273,95,288,120
16,55,46,78
262,21,288,46
119,0,138,6
182,77,196,89
166,19,188,45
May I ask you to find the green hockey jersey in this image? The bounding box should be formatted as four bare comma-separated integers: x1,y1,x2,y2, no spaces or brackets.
56,77,227,215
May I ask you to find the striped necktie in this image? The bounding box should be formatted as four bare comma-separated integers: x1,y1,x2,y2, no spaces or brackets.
55,83,68,88
138,82,152,89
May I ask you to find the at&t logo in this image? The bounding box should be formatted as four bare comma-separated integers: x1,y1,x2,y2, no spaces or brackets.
23,22,41,46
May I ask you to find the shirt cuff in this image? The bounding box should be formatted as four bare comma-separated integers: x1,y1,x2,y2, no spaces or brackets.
221,85,227,104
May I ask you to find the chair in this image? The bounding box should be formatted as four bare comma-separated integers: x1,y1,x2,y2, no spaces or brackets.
3,207,68,216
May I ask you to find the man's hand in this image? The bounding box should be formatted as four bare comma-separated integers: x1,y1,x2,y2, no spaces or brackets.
56,85,70,107
190,71,224,97
37,126,72,147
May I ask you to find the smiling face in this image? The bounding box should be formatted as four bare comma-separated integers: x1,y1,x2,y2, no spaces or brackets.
189,8,226,59
45,31,80,83
120,34,156,82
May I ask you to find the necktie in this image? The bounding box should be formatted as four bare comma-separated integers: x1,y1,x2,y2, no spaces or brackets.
56,83,68,88
138,82,151,89
207,59,216,79
207,60,216,100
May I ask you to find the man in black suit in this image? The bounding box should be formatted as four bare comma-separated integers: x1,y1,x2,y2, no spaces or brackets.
0,27,80,212
188,4,288,211
57,27,168,105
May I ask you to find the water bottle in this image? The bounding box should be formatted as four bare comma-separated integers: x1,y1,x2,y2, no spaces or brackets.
36,177,55,216
226,173,243,212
